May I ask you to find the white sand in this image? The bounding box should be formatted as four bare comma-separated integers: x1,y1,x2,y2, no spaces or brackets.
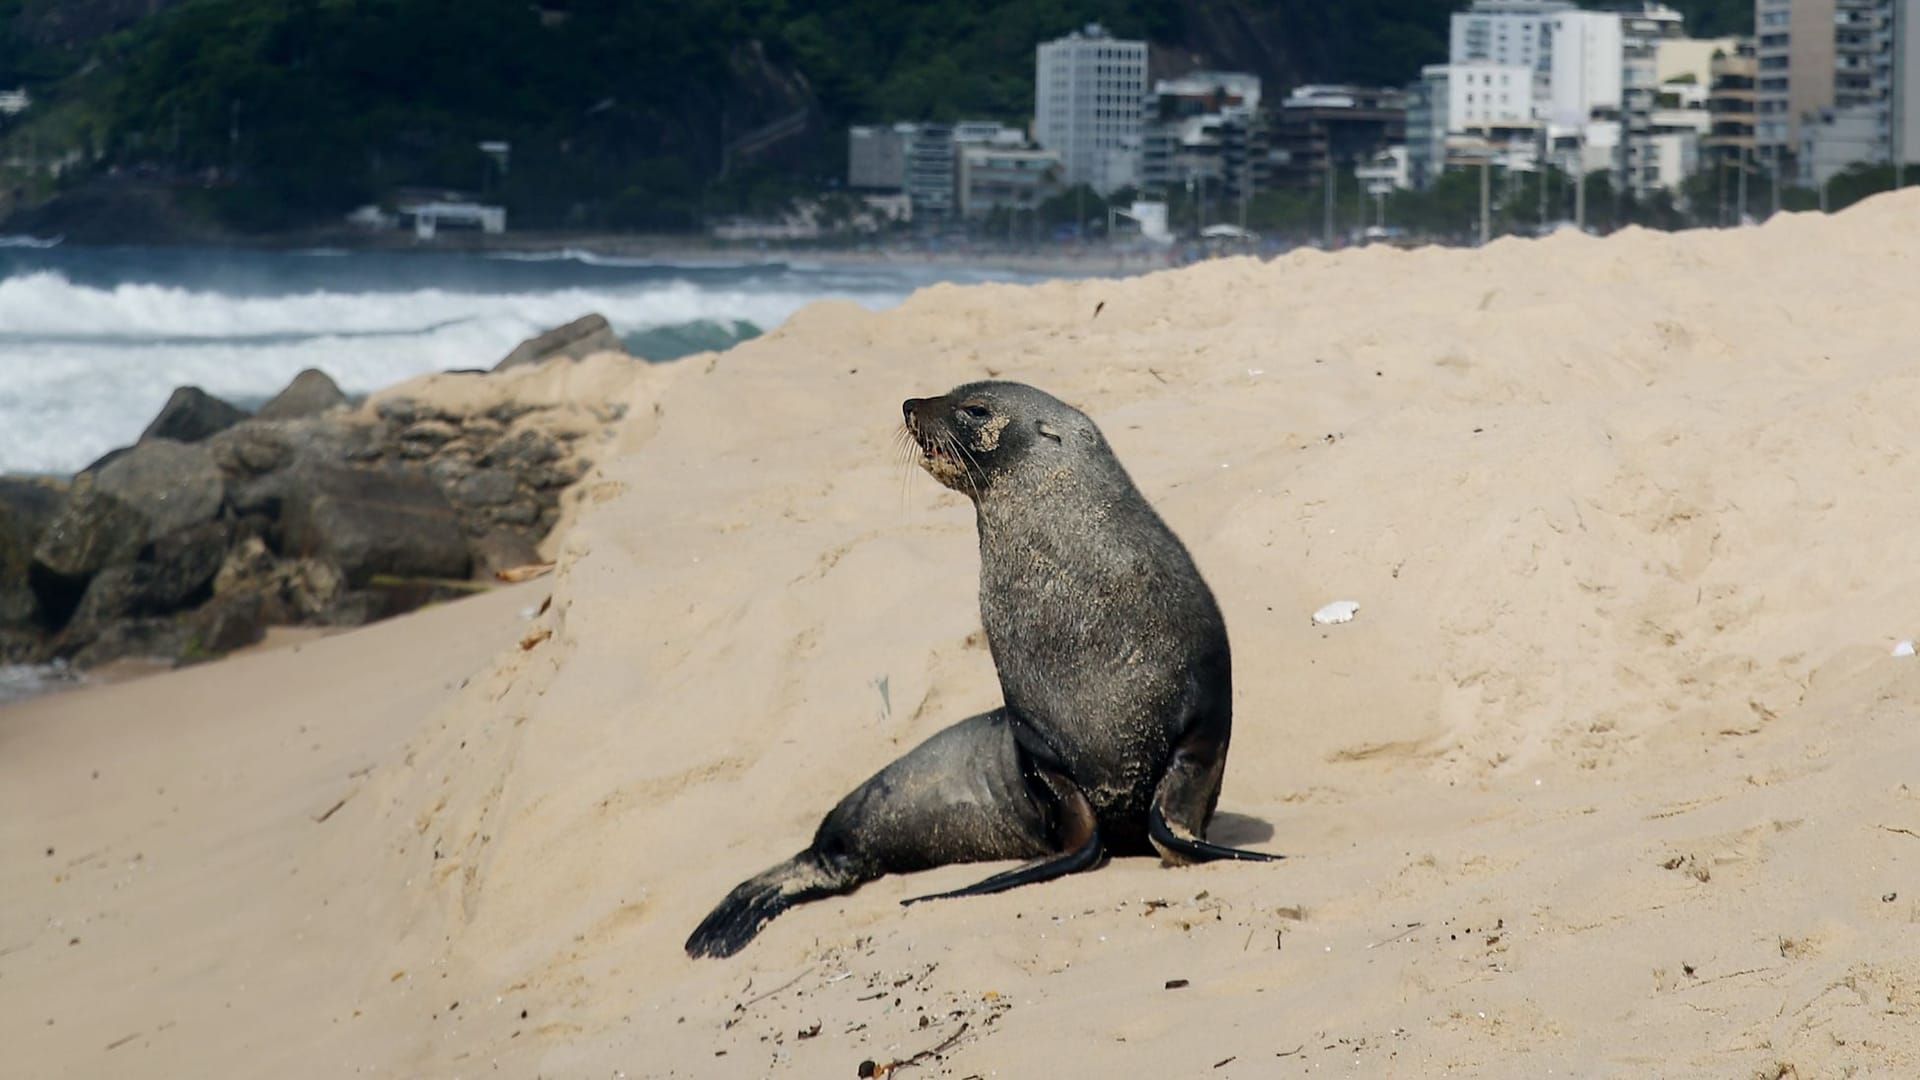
6,193,1920,1078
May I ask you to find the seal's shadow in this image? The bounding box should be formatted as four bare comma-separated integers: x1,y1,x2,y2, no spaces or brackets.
1206,812,1275,847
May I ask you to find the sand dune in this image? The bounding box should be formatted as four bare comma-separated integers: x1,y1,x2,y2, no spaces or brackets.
6,194,1920,1078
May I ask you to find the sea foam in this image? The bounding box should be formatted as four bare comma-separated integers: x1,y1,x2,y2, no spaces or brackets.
0,266,923,474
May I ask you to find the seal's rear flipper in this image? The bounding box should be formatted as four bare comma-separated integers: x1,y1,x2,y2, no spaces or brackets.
901,763,1102,905
685,852,854,959
1148,802,1286,863
899,827,1103,905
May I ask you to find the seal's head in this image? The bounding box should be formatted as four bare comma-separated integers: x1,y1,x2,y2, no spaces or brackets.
902,381,1097,498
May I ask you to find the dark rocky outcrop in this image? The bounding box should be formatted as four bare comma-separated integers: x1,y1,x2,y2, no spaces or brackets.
257,368,350,421
280,464,471,586
0,503,41,629
92,438,226,539
139,386,251,444
494,313,625,371
32,490,148,583
0,327,618,675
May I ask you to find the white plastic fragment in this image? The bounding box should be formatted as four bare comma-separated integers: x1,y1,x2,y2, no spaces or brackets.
1894,640,1915,658
1312,600,1361,626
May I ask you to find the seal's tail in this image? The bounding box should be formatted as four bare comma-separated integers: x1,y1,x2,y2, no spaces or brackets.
685,851,854,959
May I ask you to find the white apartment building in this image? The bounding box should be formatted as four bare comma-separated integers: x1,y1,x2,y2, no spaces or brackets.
1035,24,1149,194
1547,10,1626,128
1450,0,1574,74
1447,61,1538,125
1448,2,1623,131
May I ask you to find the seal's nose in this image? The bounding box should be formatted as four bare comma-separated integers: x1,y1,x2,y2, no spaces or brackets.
902,397,924,424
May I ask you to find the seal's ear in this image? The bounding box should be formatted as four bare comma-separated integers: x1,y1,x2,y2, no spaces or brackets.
1035,419,1063,443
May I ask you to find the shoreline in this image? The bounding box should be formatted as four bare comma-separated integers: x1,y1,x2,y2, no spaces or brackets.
7,226,1181,276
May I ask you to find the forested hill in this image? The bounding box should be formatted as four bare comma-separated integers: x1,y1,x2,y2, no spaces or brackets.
0,0,1753,236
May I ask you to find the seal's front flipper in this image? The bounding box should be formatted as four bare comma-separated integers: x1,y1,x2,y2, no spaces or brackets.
1148,802,1286,863
1149,714,1286,865
901,764,1101,905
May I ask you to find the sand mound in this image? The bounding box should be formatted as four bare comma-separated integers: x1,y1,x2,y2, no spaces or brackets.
7,193,1920,1077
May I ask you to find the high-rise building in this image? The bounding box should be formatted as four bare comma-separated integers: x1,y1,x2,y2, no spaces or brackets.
1405,65,1453,189
1269,85,1409,189
1761,0,1920,184
1616,3,1690,196
1754,0,1880,168
1895,0,1920,166
1451,0,1577,76
1139,72,1265,199
1034,24,1149,194
1702,38,1759,170
1546,10,1627,127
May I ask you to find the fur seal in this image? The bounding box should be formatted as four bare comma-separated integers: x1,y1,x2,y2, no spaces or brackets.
686,381,1280,959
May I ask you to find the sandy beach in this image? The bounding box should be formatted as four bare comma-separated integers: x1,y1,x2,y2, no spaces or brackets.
5,193,1920,1078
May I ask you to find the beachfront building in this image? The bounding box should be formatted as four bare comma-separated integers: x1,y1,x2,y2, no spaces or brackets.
1451,0,1575,78
1446,1,1626,186
904,124,958,219
1703,38,1760,170
1140,71,1264,201
1753,0,1920,186
1450,61,1538,126
1792,0,1920,185
396,199,506,238
1269,85,1408,190
957,145,1064,218
848,125,908,190
1754,0,1885,176
1034,24,1149,194
849,121,1034,220
1617,3,1690,197
1405,65,1451,189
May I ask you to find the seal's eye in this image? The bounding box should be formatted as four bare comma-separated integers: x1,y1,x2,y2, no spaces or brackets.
958,403,991,423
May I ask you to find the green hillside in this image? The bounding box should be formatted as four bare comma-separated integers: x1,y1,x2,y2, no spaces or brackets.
0,0,1753,235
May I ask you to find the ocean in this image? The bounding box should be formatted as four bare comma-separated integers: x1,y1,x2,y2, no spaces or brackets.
0,240,1047,476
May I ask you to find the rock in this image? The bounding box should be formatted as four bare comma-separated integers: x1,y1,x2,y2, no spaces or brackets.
453,468,519,507
399,419,461,448
460,417,506,442
140,386,250,444
211,535,276,598
279,464,470,586
0,503,39,628
215,537,348,624
374,398,457,427
183,592,267,661
142,520,232,609
0,626,45,665
70,618,191,670
92,439,225,539
525,459,591,489
31,489,147,582
491,499,541,527
479,429,562,470
57,521,230,647
494,313,625,371
0,477,69,544
1,479,70,626
470,529,544,577
61,564,148,637
204,418,382,479
256,369,349,421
